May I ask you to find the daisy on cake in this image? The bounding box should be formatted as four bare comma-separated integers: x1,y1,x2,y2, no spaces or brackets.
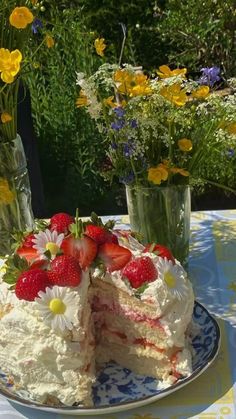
0,211,194,406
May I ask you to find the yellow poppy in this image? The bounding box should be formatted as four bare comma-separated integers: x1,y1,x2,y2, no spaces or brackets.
9,7,34,29
114,69,134,95
45,35,55,48
1,112,12,123
148,164,169,185
94,38,106,57
76,91,89,108
0,178,15,205
178,138,193,152
160,83,188,107
226,122,236,135
0,48,22,84
103,96,117,108
191,85,210,99
157,65,187,79
170,167,189,177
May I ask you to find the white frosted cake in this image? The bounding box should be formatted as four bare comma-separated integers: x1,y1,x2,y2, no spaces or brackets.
0,212,194,406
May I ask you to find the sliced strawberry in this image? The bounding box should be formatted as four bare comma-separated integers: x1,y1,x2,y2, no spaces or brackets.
85,225,110,245
97,242,132,272
143,243,175,263
61,235,97,270
47,255,82,287
122,256,157,289
17,233,38,263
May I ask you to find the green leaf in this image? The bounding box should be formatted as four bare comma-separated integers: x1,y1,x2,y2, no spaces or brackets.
134,282,149,298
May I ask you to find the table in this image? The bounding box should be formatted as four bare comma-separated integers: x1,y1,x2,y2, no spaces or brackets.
0,209,236,419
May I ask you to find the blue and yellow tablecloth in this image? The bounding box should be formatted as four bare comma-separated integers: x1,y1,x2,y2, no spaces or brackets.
0,210,236,419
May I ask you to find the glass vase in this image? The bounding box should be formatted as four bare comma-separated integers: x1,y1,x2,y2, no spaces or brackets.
125,184,191,266
0,134,34,256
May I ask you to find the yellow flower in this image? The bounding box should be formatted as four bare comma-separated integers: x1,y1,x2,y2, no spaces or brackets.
94,38,106,57
160,83,188,106
45,35,55,48
1,112,12,123
0,48,22,84
157,65,187,79
9,7,34,29
148,164,169,185
178,138,193,152
76,90,89,108
191,85,210,99
170,167,189,177
114,69,152,97
0,178,15,205
226,122,236,135
103,96,117,108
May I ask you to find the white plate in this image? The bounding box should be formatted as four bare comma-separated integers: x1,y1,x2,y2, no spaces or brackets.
0,301,220,415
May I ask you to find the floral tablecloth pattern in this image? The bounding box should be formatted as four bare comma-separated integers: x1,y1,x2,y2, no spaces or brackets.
0,210,236,419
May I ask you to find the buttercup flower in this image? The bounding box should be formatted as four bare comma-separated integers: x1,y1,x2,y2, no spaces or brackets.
0,48,22,83
157,257,188,300
191,85,210,99
76,91,89,108
94,38,106,57
9,7,34,29
160,83,188,106
1,112,12,123
148,164,169,185
170,167,189,177
32,229,64,259
0,178,15,205
35,286,78,332
157,65,187,79
178,138,193,152
226,122,236,135
45,34,55,48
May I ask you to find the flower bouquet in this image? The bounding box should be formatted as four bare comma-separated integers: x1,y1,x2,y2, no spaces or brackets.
0,0,55,255
76,61,236,264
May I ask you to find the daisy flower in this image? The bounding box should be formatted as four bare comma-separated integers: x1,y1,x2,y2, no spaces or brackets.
35,286,78,332
32,229,64,259
157,257,188,300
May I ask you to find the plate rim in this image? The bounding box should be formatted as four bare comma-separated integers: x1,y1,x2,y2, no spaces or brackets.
1,301,221,416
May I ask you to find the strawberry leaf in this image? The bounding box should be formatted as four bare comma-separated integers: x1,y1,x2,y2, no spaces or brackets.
134,282,149,298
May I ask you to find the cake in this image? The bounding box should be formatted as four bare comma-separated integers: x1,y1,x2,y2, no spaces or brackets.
0,212,194,406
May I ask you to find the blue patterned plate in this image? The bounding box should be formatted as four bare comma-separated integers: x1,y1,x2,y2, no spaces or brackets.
0,301,220,416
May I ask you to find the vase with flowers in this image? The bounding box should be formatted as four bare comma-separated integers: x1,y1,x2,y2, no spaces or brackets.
0,0,55,255
76,59,236,265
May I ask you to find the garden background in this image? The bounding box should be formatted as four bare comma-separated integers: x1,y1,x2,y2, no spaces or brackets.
25,0,236,217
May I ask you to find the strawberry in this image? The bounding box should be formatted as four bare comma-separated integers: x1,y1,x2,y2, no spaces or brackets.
15,268,50,301
50,213,74,234
85,225,110,245
97,242,132,272
61,235,97,270
47,255,82,287
17,233,38,263
105,232,119,244
143,243,175,263
122,256,157,289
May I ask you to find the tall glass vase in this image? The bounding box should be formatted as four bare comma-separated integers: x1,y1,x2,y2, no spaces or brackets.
125,184,191,266
0,134,34,256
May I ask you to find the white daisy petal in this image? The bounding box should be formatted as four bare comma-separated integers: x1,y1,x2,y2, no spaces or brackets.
35,286,78,332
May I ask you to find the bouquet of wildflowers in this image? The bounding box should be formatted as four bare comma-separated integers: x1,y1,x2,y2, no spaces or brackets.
76,63,236,192
0,0,54,143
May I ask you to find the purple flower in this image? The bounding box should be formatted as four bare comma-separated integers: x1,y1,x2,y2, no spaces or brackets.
119,171,135,184
111,142,118,150
32,18,43,34
227,148,235,158
198,67,221,87
129,119,138,128
123,140,135,158
113,107,125,118
111,119,125,131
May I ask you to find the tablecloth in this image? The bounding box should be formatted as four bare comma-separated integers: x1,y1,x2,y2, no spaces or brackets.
0,209,236,419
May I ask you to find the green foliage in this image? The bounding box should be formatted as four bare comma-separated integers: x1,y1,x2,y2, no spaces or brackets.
27,5,123,216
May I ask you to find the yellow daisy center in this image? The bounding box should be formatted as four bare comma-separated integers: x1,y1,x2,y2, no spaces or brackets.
46,242,60,255
49,298,66,314
164,271,176,288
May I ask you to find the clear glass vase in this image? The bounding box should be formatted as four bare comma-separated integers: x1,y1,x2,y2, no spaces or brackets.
0,134,34,256
125,184,191,266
